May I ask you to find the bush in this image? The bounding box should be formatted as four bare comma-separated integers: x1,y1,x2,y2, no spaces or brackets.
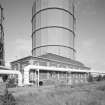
102,75,105,80
0,89,17,105
6,78,17,88
2,75,8,82
95,75,102,81
87,74,93,82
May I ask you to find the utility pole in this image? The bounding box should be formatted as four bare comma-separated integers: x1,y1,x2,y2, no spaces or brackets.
0,4,5,66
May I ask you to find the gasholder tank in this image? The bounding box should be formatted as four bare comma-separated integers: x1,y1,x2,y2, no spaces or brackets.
32,0,76,59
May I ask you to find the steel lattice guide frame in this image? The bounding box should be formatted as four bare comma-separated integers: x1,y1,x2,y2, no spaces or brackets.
0,4,5,66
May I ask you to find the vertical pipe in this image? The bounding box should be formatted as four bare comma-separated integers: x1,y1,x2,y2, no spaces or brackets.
47,71,49,79
58,72,59,80
66,72,68,85
37,69,39,87
35,70,36,81
18,72,23,86
68,71,71,85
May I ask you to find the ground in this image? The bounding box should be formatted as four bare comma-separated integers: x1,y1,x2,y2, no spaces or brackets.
8,81,105,105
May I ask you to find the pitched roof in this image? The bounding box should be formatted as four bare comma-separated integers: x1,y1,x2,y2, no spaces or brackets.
10,53,90,69
39,53,85,67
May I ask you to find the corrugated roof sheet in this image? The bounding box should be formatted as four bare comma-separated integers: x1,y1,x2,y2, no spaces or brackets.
39,53,84,66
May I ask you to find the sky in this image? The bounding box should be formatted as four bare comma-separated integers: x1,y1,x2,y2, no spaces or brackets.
0,0,105,71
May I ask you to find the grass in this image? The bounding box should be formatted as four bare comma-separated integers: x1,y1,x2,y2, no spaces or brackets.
8,81,105,105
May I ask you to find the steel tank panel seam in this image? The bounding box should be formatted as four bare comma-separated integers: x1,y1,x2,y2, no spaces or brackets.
31,26,75,37
32,45,76,53
31,7,76,22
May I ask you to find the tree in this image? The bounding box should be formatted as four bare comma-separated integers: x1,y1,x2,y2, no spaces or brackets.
87,74,93,82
